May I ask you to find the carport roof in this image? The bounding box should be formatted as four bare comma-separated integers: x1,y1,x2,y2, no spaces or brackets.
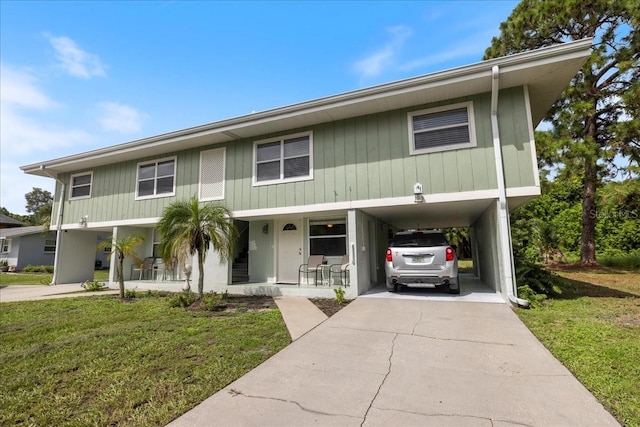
22,38,592,177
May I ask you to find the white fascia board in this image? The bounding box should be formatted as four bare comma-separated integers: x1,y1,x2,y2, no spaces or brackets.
232,189,501,219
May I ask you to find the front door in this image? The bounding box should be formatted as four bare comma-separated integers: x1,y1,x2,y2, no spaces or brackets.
277,220,303,283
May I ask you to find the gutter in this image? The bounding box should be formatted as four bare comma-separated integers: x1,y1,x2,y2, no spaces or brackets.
490,66,530,308
39,166,64,286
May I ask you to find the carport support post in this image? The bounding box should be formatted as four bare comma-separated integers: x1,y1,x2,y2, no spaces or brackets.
346,209,359,299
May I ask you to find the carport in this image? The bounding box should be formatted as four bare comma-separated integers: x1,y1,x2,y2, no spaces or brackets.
345,190,533,304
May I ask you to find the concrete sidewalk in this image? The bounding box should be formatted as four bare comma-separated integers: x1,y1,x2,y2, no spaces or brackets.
274,296,328,340
169,297,619,427
0,284,118,302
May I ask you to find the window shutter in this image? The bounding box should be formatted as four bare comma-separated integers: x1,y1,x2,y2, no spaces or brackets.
200,148,225,200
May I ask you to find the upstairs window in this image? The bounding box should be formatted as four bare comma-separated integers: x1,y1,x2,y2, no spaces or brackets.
70,172,93,199
408,102,476,155
254,132,312,185
136,157,176,199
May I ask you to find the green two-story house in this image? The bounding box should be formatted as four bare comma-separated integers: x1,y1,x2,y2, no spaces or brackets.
21,39,591,302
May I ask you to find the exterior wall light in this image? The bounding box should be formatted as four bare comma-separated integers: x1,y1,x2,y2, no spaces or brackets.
414,183,424,203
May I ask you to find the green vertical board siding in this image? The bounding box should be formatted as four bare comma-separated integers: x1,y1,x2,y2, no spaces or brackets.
498,87,535,188
55,89,535,224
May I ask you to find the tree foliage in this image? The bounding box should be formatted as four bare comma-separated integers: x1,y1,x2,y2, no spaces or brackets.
157,197,238,297
24,188,53,228
485,0,640,264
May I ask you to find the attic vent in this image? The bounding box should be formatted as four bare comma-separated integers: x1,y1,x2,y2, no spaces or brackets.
199,148,225,201
282,223,297,231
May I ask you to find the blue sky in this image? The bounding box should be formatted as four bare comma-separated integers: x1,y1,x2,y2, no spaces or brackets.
0,0,519,215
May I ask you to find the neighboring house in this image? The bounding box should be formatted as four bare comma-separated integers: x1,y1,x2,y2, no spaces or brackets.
0,226,56,270
0,213,24,229
21,40,592,302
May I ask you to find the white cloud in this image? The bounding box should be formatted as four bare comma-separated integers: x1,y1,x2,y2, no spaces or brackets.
399,30,496,73
353,25,413,79
98,102,147,133
45,34,107,79
0,64,58,110
0,64,90,213
0,64,90,156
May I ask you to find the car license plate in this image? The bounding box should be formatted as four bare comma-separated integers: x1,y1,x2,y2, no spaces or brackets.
413,256,425,263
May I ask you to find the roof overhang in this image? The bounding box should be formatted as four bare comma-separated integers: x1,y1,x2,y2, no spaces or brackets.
22,39,592,178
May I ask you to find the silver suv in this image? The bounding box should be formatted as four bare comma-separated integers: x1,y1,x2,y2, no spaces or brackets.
385,230,459,294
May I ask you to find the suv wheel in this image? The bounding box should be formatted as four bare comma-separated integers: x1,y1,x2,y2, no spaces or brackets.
449,276,460,294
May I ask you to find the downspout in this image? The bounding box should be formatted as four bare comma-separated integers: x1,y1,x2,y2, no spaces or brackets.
490,66,529,308
40,165,65,286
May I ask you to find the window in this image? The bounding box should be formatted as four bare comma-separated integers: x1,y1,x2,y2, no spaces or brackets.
152,229,162,258
254,132,312,185
408,102,476,155
136,157,176,199
309,220,346,256
1,238,11,253
199,148,225,201
70,172,93,199
44,238,56,253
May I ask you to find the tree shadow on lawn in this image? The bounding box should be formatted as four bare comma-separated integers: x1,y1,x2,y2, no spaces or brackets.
558,278,639,300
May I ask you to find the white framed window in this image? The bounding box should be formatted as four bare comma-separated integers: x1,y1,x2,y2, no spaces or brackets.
199,147,226,201
309,219,347,257
44,238,56,253
69,172,93,200
1,238,11,254
408,101,477,155
152,229,162,258
253,131,313,185
136,157,176,200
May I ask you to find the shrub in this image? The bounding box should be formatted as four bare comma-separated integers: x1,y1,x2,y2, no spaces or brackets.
167,291,197,308
598,249,640,269
22,265,54,273
514,258,565,307
199,292,223,311
124,289,137,299
334,287,346,305
81,280,106,292
516,284,548,308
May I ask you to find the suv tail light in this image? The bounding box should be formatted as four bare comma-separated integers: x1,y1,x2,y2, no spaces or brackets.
446,247,454,261
386,248,392,262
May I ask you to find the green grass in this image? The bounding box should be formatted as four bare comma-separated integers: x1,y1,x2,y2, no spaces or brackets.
0,272,52,285
598,252,640,269
0,269,109,285
458,259,473,273
0,295,290,426
517,268,640,426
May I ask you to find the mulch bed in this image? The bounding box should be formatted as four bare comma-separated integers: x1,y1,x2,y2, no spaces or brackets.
309,298,351,317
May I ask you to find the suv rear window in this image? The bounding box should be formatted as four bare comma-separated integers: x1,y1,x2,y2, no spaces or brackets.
390,233,448,248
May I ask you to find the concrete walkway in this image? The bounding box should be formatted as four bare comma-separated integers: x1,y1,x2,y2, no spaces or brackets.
169,297,619,427
0,284,118,302
274,296,328,340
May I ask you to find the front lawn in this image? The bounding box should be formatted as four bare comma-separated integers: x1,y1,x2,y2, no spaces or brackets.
517,266,640,426
0,294,290,426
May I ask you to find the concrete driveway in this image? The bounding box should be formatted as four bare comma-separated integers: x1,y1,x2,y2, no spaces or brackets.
169,297,618,426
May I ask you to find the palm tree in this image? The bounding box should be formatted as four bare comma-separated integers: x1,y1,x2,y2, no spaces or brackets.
98,235,145,299
157,196,238,297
